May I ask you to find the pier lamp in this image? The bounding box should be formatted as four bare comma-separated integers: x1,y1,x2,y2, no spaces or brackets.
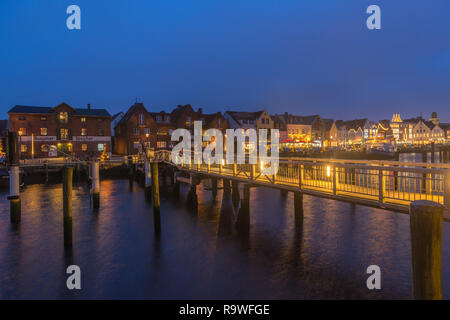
326,165,331,177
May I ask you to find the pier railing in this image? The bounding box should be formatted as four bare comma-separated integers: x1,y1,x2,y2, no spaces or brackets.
174,155,450,213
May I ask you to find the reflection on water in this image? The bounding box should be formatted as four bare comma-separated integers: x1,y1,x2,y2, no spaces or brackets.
0,177,449,299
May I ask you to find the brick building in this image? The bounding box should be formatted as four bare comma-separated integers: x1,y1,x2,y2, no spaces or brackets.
8,102,111,159
114,103,230,155
113,102,158,155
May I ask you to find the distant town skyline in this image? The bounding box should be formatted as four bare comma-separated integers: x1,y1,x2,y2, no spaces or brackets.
1,0,450,121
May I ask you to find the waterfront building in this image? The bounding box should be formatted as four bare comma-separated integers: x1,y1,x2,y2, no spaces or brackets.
341,119,370,146
113,102,157,155
148,110,175,149
390,113,413,144
8,103,111,159
411,118,433,145
335,120,348,147
224,109,274,131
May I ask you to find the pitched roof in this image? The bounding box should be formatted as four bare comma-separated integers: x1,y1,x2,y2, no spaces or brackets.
8,105,110,117
322,118,335,131
225,110,264,122
111,112,124,122
343,119,368,131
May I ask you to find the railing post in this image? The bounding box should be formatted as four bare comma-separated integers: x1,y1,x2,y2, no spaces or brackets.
91,160,100,211
378,167,384,204
410,200,443,300
233,163,237,176
250,164,255,180
299,164,303,190
207,159,211,173
219,161,223,175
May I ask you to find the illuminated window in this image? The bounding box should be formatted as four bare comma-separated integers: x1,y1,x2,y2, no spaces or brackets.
81,128,87,136
41,116,47,121
82,144,88,151
60,128,69,140
59,112,69,124
18,128,26,136
40,128,47,136
41,144,48,152
20,144,27,152
81,117,86,123
97,144,104,151
157,141,166,148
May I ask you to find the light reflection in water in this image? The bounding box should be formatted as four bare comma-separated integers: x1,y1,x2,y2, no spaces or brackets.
0,176,449,299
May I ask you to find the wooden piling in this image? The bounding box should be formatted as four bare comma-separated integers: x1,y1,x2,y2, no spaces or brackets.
409,200,443,300
443,148,448,164
187,183,198,212
211,178,218,199
294,192,303,225
128,155,134,191
151,162,161,234
144,158,152,201
223,178,231,195
8,131,20,223
63,166,73,248
236,184,250,233
232,180,240,206
91,161,100,211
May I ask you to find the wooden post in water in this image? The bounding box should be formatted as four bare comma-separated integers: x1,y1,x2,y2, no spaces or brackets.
232,180,240,206
439,148,443,163
409,200,443,300
91,160,100,211
63,166,73,248
144,157,152,201
151,162,161,234
223,178,231,195
211,178,218,199
293,191,303,225
128,155,134,191
236,184,250,233
7,131,20,223
443,147,448,164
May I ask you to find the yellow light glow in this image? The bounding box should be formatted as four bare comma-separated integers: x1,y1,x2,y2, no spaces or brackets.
326,165,331,177
260,161,264,171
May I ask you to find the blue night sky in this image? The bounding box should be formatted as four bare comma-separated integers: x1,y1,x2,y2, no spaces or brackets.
1,0,449,122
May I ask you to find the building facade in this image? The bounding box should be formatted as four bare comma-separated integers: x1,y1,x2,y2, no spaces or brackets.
8,103,111,159
113,102,157,155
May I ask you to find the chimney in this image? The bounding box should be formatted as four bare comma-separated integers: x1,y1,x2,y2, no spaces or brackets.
87,103,91,110
198,108,203,114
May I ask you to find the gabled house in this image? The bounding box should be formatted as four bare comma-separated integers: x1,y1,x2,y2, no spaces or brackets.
113,102,157,155
224,109,273,131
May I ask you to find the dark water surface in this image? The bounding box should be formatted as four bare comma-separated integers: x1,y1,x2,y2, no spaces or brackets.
1,167,449,299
